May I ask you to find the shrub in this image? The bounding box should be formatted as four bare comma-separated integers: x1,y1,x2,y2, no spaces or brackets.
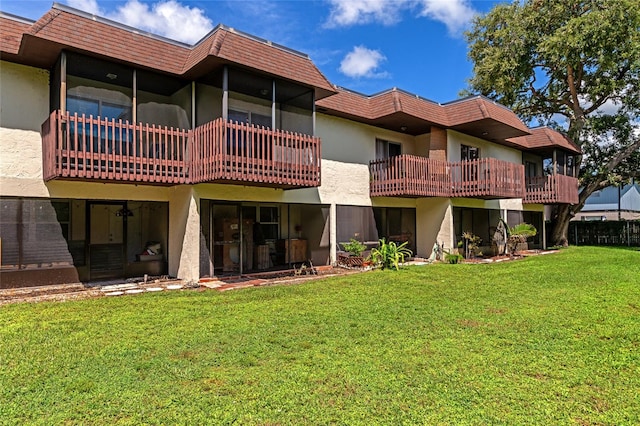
444,251,464,264
370,238,413,270
461,231,482,258
341,238,367,257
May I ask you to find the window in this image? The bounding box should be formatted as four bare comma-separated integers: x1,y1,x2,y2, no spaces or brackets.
259,206,279,241
66,95,133,152
543,158,553,176
461,144,479,161
566,155,575,177
229,109,271,128
336,205,379,245
525,161,538,178
241,205,280,242
376,139,402,160
0,199,75,269
373,207,416,252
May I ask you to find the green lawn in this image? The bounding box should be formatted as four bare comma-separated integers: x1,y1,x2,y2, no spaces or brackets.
1,246,639,425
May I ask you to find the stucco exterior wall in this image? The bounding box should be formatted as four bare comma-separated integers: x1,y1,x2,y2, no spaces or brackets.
316,113,419,164
168,186,200,282
447,130,522,164
416,198,453,256
0,62,51,198
0,61,50,132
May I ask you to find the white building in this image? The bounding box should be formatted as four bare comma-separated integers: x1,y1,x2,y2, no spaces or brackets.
0,5,580,288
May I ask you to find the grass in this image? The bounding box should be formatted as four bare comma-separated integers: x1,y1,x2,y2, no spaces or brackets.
1,246,639,425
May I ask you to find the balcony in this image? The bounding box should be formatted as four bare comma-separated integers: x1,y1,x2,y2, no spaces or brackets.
370,155,450,197
190,118,321,188
370,155,525,199
42,111,320,188
450,158,525,199
524,174,579,204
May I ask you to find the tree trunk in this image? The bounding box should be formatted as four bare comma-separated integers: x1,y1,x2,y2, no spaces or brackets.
549,204,574,247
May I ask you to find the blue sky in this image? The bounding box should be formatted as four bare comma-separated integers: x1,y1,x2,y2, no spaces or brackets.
1,0,505,103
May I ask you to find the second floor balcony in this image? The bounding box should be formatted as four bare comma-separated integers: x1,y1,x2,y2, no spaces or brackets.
370,155,525,199
523,174,579,204
42,111,321,189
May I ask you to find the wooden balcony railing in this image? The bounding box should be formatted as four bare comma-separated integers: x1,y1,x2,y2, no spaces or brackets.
190,118,320,188
42,110,189,185
370,155,450,197
370,155,525,199
450,158,525,199
42,111,321,188
524,174,579,204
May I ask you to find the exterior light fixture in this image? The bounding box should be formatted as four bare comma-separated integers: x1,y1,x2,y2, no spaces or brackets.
400,126,408,132
106,73,117,80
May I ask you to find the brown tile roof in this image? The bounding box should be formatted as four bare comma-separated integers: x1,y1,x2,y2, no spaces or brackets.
443,96,530,134
211,30,334,95
23,8,188,73
317,89,531,144
0,13,31,56
1,5,335,96
316,88,447,127
509,127,582,154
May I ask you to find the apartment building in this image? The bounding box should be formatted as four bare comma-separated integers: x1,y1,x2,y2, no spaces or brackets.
0,4,580,288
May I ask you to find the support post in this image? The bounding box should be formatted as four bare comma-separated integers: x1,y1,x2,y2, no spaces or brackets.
191,81,196,129
312,90,316,136
60,51,67,114
330,203,337,265
272,79,277,130
132,69,137,125
222,66,228,121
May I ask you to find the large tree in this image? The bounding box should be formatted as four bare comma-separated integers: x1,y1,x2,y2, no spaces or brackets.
465,0,640,245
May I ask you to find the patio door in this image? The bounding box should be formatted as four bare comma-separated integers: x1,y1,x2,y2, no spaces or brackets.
88,202,126,280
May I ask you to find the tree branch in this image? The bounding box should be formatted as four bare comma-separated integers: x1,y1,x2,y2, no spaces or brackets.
605,136,640,171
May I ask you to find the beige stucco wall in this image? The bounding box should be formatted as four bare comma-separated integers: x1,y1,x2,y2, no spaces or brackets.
168,186,200,282
0,61,50,131
447,130,522,164
416,198,453,256
316,113,419,164
0,62,51,197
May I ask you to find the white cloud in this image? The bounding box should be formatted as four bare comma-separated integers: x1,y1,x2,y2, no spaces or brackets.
339,45,388,78
417,0,476,35
67,0,100,15
325,0,477,36
65,0,213,44
325,0,407,27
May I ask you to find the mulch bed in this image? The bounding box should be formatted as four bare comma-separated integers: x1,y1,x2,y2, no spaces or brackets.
0,251,557,306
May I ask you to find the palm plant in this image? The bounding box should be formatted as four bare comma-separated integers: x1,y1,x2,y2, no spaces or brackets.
370,238,413,270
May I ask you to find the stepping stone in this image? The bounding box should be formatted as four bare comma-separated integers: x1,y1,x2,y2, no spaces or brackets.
166,284,183,290
145,287,163,292
125,289,144,294
201,282,221,289
101,283,137,292
104,291,124,296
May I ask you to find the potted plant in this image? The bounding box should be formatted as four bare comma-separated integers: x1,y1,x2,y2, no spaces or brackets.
338,238,368,267
507,223,537,255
